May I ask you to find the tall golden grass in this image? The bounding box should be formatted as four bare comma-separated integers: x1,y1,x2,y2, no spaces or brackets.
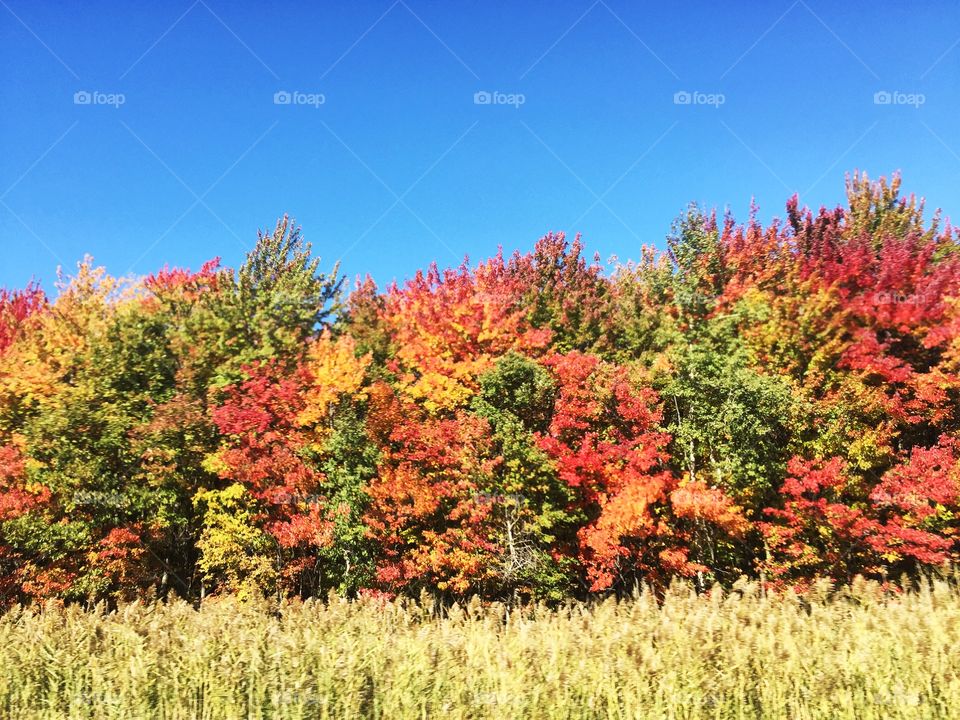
1,575,958,719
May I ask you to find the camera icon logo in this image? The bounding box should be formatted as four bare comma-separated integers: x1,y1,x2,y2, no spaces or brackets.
74,90,92,105
673,90,692,105
874,90,892,105
274,90,292,105
474,90,492,105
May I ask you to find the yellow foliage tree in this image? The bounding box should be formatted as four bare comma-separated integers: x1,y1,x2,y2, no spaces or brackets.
193,484,277,600
297,331,371,437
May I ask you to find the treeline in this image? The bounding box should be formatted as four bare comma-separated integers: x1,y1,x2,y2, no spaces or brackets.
0,172,958,605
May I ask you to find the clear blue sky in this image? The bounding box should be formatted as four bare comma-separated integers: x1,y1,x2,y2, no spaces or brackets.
2,0,958,292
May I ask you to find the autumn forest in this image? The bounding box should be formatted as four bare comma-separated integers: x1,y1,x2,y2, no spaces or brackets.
1,173,958,607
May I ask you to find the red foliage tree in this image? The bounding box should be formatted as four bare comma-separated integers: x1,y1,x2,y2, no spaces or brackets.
0,283,45,354
210,360,332,592
536,352,747,591
363,388,501,595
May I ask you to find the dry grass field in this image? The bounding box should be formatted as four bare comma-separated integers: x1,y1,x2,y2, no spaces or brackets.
1,575,958,719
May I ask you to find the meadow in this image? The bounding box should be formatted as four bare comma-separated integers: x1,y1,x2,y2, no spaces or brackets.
1,575,958,719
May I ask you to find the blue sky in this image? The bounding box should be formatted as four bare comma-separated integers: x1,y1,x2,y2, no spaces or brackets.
1,0,958,292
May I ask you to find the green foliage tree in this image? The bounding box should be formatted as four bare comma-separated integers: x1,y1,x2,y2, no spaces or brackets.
471,353,575,600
